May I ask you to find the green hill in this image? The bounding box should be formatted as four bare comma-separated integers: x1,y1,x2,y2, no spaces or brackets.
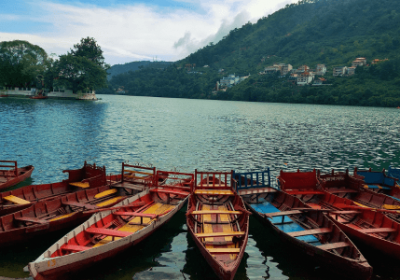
107,61,173,80
105,0,400,107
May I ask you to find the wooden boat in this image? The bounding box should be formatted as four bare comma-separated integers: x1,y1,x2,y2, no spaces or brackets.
354,167,400,198
237,170,372,280
0,94,9,97
186,170,250,280
318,169,400,222
28,171,193,280
0,160,34,191
0,162,107,216
0,162,162,216
0,182,143,248
278,169,400,262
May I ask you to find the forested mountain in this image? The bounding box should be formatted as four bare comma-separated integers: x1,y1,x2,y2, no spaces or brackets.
103,0,400,107
107,61,173,80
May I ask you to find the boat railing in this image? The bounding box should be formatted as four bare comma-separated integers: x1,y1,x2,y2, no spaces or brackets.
233,169,271,191
388,166,400,181
354,167,397,187
155,171,194,190
194,170,233,192
0,160,18,177
121,163,156,187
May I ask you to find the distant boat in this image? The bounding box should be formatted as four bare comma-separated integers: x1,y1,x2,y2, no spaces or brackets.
0,94,8,97
30,95,48,99
0,160,34,191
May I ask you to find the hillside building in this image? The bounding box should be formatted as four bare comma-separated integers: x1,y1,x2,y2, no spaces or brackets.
316,64,327,76
333,66,347,77
352,57,367,67
297,72,314,85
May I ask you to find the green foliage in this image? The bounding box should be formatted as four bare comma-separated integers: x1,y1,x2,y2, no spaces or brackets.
103,0,400,107
0,40,50,87
50,37,108,92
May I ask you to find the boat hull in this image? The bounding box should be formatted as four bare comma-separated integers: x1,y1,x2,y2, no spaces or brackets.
0,165,34,191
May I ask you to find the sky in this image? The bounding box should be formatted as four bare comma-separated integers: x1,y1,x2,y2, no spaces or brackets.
0,0,297,65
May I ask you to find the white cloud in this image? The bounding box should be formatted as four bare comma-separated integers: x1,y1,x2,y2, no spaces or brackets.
1,0,297,65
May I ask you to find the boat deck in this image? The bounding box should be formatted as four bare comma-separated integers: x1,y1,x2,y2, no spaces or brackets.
200,204,239,261
93,202,174,247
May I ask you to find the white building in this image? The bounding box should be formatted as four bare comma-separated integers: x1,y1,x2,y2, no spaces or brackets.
297,72,314,85
316,64,327,76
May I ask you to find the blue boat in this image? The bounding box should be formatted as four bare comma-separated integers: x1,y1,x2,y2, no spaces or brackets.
388,166,400,181
234,170,372,280
354,167,400,199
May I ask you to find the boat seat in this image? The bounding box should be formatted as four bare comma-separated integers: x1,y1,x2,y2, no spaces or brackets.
203,240,235,246
96,196,125,207
85,228,131,237
238,187,277,196
317,242,350,250
191,210,242,215
265,210,302,217
364,184,391,190
150,189,189,196
194,189,234,196
331,211,361,215
382,204,400,210
328,189,358,194
207,248,241,254
287,227,331,237
69,182,90,188
62,201,97,210
196,231,245,238
124,170,153,176
50,213,76,222
62,245,91,252
284,190,325,195
358,228,396,234
113,212,158,218
14,216,48,224
94,189,118,199
3,195,30,205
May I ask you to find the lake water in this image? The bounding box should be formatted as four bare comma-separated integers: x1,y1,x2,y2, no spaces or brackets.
0,95,400,280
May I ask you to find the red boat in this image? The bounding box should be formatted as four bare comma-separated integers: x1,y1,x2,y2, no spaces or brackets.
0,160,34,191
28,171,193,280
0,182,141,248
0,94,8,97
318,169,400,222
0,162,107,216
186,170,250,280
278,169,400,261
235,170,372,280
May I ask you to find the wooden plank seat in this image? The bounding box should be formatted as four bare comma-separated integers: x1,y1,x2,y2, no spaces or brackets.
96,196,125,207
317,242,350,250
124,170,153,176
150,189,189,196
207,248,241,254
62,201,97,210
194,189,234,196
203,240,235,246
328,189,359,194
85,228,131,237
62,245,91,252
331,211,361,215
191,210,242,215
265,210,302,217
287,227,331,237
94,189,118,199
113,212,158,218
238,187,276,196
358,228,396,234
285,190,325,195
196,231,245,238
3,195,30,205
14,216,48,224
111,182,146,191
69,182,90,188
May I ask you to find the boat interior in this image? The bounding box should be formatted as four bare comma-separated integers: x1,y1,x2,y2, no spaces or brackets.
50,171,193,257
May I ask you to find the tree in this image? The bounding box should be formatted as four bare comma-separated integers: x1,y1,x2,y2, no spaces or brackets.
51,37,108,92
0,40,50,87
